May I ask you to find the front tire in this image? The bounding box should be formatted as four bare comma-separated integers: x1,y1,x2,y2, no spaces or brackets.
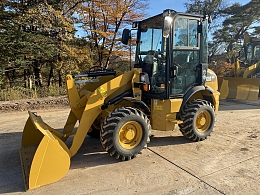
100,107,151,161
179,99,215,141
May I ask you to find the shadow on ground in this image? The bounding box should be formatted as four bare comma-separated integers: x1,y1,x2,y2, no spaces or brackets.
0,129,195,193
0,132,24,193
69,136,119,170
0,132,117,193
148,135,193,148
219,99,260,111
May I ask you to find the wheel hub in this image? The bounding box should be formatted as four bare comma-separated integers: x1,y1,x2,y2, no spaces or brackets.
198,117,206,126
118,121,142,149
196,111,211,133
124,128,135,141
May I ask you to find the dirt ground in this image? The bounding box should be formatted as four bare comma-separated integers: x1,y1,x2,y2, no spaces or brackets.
1,98,260,195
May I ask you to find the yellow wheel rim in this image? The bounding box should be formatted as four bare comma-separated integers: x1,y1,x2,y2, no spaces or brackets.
196,110,211,133
118,121,142,149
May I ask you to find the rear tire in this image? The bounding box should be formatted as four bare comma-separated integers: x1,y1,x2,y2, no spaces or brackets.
87,126,100,138
87,119,101,138
100,107,150,161
179,99,215,141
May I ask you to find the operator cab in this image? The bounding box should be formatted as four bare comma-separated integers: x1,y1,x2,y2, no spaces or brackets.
122,9,211,100
244,38,260,65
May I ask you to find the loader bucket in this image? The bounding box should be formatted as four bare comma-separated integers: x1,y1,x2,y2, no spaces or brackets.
218,77,260,101
20,111,71,191
218,77,229,99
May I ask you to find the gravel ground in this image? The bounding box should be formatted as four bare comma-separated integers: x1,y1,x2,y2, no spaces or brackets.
0,98,260,194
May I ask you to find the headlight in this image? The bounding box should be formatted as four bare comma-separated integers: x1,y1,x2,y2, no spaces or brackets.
140,74,146,82
140,73,150,84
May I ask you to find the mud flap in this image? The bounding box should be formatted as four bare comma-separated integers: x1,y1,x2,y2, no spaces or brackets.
20,111,71,191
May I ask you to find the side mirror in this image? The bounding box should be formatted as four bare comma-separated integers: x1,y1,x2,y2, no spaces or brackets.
122,29,131,45
163,16,172,38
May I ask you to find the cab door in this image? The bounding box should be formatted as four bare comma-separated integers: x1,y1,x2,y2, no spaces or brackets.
170,17,201,96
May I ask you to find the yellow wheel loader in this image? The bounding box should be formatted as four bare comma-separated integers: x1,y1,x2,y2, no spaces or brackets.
218,33,260,100
20,9,220,191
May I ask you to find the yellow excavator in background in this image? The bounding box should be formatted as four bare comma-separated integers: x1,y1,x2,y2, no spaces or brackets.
218,33,260,100
20,10,220,191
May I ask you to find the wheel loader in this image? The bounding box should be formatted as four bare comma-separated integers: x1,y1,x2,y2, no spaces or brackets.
20,9,220,191
218,32,260,101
